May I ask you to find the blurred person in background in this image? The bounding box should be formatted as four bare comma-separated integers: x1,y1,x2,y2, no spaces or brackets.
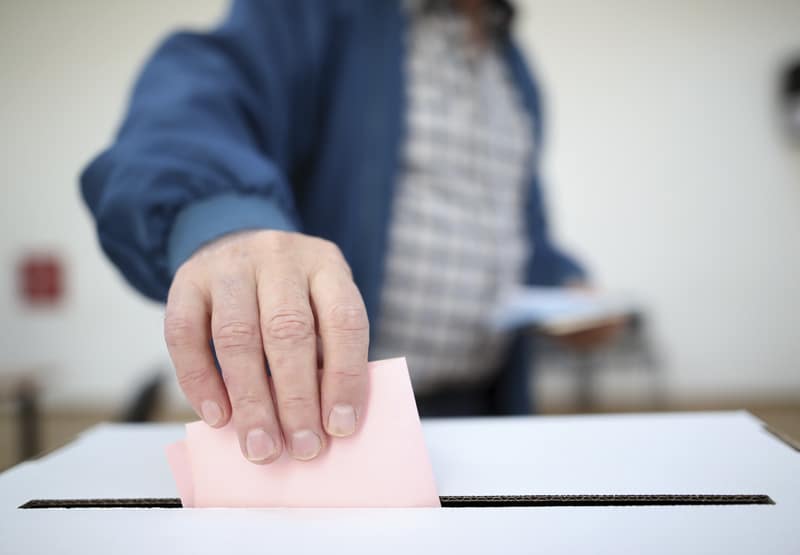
81,0,616,464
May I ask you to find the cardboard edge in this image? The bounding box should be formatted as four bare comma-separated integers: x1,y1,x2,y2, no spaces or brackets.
19,494,775,509
763,424,800,452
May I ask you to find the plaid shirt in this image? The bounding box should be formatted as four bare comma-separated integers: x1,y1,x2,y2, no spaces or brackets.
372,3,533,393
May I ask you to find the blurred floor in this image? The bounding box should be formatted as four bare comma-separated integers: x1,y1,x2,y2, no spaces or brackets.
1,401,798,472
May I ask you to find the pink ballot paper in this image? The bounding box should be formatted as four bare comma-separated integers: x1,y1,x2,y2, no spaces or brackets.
166,357,440,508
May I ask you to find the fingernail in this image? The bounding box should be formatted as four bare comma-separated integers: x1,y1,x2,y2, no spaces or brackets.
327,404,357,437
246,429,277,462
291,429,322,460
200,400,223,427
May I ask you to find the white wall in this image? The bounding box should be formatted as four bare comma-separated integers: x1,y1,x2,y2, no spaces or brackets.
0,1,798,410
0,0,227,409
516,0,800,403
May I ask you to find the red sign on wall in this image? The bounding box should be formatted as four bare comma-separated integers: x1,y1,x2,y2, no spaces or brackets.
18,254,64,306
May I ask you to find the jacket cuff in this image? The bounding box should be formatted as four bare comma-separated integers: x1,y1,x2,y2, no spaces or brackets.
559,258,588,286
167,193,297,276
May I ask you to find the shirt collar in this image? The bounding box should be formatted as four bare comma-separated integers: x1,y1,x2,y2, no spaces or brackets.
404,0,515,38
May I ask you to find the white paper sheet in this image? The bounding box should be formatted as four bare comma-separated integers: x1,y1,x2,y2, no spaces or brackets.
490,286,634,333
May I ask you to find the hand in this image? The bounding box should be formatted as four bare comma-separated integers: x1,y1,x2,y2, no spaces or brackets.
164,230,369,464
547,318,626,351
545,281,626,351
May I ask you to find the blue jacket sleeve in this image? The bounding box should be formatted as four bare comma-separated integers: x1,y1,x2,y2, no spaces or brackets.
505,41,588,286
80,0,331,301
527,174,587,286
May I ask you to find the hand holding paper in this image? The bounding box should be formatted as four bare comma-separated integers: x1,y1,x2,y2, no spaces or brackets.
166,358,440,508
165,230,370,464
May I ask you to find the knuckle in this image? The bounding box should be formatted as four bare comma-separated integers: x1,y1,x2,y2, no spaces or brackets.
170,267,188,288
326,303,368,334
280,393,316,413
176,366,212,392
327,367,364,386
214,271,250,305
316,238,342,258
164,314,199,349
231,391,265,412
200,230,258,259
316,239,348,268
172,259,201,283
214,321,261,354
260,230,293,253
264,307,314,345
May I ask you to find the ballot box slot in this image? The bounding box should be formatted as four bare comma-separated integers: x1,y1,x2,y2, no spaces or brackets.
437,494,775,507
19,494,775,509
20,498,184,509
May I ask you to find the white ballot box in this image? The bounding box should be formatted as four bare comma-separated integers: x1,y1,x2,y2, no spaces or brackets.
1,411,798,554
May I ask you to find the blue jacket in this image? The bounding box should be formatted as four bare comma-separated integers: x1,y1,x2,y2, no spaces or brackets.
81,0,584,414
